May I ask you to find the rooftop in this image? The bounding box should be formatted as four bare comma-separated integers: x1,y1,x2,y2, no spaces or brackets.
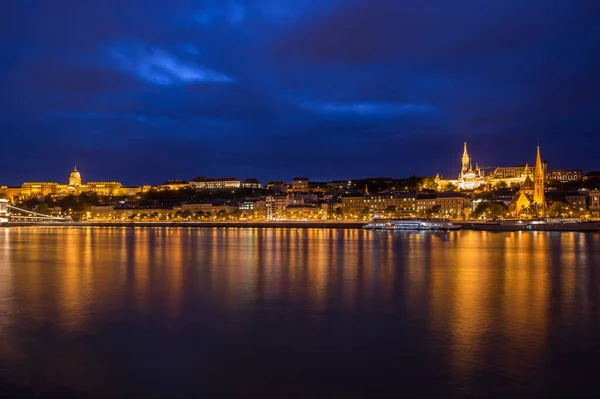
436,192,470,198
161,180,189,185
191,177,240,182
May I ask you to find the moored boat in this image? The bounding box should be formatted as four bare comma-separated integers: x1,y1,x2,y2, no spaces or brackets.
527,220,600,232
363,218,461,231
470,220,529,231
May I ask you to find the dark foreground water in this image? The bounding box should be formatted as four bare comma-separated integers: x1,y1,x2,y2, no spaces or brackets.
0,228,599,398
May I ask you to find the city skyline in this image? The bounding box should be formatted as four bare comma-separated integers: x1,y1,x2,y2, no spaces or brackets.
0,141,593,187
1,1,599,184
3,3,600,397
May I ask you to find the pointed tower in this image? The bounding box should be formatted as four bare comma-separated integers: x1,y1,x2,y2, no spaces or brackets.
461,142,470,174
534,145,545,212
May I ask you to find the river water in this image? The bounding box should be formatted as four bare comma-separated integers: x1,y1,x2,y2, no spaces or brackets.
0,227,599,398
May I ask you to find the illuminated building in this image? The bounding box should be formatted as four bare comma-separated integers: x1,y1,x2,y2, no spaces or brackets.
85,182,123,196
341,194,366,214
340,193,418,217
364,193,417,216
564,193,587,210
547,169,583,182
435,142,486,190
308,181,327,192
20,182,58,198
242,178,262,189
472,196,512,212
416,194,436,213
0,186,21,203
435,192,472,218
238,200,266,212
270,193,297,214
488,163,542,188
510,174,535,217
492,166,530,179
123,186,147,196
11,166,137,200
210,203,238,214
89,206,174,219
534,145,545,212
291,177,309,192
327,181,351,191
178,202,214,212
589,189,600,218
176,202,237,213
158,180,189,190
509,146,546,217
68,166,82,188
190,177,241,190
290,192,318,204
285,204,319,219
0,198,7,223
266,196,274,220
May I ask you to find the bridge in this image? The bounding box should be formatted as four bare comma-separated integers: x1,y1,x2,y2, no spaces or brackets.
0,199,67,224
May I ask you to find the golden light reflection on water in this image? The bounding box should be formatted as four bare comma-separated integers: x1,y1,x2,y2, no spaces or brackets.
0,229,13,360
0,227,599,394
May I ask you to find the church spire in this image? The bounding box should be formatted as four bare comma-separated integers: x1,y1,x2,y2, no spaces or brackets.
461,142,470,174
534,145,545,214
535,145,543,174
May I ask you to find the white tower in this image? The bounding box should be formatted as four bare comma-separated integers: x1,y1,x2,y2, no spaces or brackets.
461,142,470,175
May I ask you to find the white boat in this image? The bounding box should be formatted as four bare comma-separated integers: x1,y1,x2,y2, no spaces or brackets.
363,218,462,231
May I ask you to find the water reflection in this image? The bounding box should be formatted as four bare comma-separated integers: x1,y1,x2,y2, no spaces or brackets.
0,228,599,397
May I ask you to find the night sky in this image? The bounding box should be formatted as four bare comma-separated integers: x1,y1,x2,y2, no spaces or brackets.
1,0,599,185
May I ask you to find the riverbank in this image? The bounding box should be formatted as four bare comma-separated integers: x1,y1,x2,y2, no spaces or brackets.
3,221,369,229
3,220,600,231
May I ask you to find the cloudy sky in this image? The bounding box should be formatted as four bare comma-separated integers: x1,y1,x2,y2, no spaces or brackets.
1,0,599,185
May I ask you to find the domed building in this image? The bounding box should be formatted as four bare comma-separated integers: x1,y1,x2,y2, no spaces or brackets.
68,166,82,188
4,165,141,201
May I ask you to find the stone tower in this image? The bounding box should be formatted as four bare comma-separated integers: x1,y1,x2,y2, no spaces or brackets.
461,142,470,175
534,145,545,213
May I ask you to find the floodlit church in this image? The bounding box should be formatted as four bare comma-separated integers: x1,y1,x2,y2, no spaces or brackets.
435,143,486,190
509,146,546,217
436,142,553,192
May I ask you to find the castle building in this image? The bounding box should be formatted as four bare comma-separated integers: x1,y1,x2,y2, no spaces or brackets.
2,167,138,201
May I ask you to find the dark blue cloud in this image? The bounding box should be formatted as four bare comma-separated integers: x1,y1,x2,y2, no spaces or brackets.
0,0,599,185
107,43,235,85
